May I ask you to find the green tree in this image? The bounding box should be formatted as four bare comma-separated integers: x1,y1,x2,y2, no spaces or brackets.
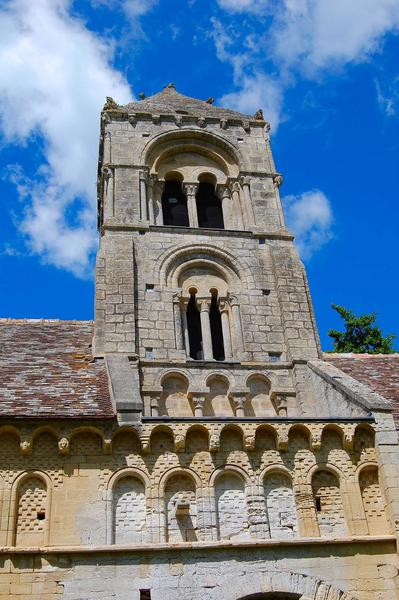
328,304,396,354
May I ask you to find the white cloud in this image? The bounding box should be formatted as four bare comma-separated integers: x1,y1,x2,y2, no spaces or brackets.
282,190,334,259
0,0,132,277
217,0,270,13
220,72,283,131
214,0,399,131
375,77,399,117
271,0,399,75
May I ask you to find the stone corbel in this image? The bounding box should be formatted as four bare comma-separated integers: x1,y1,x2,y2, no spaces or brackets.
58,437,70,455
175,114,183,126
152,114,161,124
209,430,220,453
174,434,185,453
140,434,151,454
276,424,289,451
102,438,112,455
243,430,256,451
197,117,206,128
20,438,32,456
343,424,357,451
101,112,111,125
309,424,323,452
220,118,228,129
242,120,250,132
102,166,113,182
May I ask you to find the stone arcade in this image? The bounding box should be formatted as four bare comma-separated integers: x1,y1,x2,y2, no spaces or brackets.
0,84,399,599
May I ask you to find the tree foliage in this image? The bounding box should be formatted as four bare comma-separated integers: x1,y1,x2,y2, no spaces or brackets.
328,304,396,354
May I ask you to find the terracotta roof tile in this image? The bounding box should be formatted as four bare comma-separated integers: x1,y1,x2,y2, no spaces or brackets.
0,320,114,419
325,354,399,428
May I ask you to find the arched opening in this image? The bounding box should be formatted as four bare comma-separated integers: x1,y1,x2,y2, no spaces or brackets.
205,376,232,416
186,290,203,360
215,471,248,540
165,473,197,542
15,476,48,546
112,475,146,544
246,375,274,417
162,179,189,226
263,472,298,539
359,466,388,535
159,374,192,417
312,469,347,536
196,179,224,229
209,290,225,361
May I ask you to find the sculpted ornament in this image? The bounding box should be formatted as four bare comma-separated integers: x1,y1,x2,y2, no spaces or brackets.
58,437,69,455
20,439,32,456
209,433,220,452
254,108,264,120
174,434,185,453
103,96,120,111
273,173,284,188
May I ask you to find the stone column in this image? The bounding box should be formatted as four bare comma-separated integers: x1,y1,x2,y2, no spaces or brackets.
229,294,244,355
181,298,190,357
219,300,233,360
173,293,184,351
228,179,244,229
154,180,163,225
102,166,114,220
147,175,156,224
139,170,148,222
103,130,112,163
198,298,213,360
217,184,232,229
183,183,199,228
150,393,160,416
232,394,245,417
240,176,255,226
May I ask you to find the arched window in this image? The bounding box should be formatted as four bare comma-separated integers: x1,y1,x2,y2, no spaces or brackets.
162,179,189,226
359,466,388,535
15,475,48,546
209,290,225,360
165,474,197,542
196,180,224,229
112,476,146,544
312,469,347,536
186,290,203,360
264,472,298,539
215,471,248,540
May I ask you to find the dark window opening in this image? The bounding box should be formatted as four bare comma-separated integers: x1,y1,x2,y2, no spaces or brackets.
210,293,225,361
196,182,224,229
187,293,203,360
140,591,151,600
315,496,322,512
162,180,189,226
37,511,46,520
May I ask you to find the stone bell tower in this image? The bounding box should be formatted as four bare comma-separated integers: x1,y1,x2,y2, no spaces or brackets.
94,83,321,422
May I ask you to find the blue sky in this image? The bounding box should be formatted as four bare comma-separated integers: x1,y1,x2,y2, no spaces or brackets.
0,0,398,350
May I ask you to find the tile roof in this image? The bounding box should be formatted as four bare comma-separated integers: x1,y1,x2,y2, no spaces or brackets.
122,84,258,121
325,353,399,428
0,319,114,419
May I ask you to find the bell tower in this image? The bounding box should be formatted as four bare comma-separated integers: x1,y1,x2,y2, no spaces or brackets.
94,84,321,421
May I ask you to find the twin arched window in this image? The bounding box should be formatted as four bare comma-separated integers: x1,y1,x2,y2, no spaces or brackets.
162,178,224,229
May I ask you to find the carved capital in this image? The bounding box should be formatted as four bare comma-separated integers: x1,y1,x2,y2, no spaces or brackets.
216,184,230,200
182,183,198,197
141,435,151,454
244,434,255,452
198,298,211,313
228,293,239,307
103,438,112,454
228,179,240,194
240,176,251,188
139,170,148,182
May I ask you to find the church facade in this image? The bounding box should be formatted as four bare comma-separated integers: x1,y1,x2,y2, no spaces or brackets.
0,85,399,599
